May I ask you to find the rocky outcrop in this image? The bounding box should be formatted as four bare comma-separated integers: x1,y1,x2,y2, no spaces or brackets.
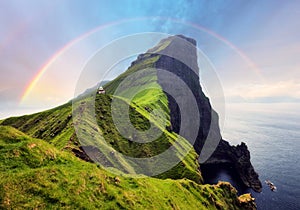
205,140,262,192
215,182,257,209
238,193,257,210
150,35,262,192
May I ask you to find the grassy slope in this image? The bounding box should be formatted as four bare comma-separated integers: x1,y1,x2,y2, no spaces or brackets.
94,94,201,182
0,37,256,209
1,103,74,150
1,50,203,183
0,126,251,209
1,95,202,184
100,45,202,181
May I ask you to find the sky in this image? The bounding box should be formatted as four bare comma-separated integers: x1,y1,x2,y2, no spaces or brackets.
1,0,300,119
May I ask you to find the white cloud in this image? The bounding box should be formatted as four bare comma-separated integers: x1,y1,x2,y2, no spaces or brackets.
226,80,300,102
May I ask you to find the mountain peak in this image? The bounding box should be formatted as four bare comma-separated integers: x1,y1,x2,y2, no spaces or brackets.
147,34,197,53
142,35,199,77
106,34,261,192
174,34,197,45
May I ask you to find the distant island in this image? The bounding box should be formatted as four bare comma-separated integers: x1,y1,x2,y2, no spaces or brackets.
0,35,260,209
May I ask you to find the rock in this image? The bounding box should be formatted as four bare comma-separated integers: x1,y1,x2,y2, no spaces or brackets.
71,147,93,162
28,143,36,149
238,193,257,210
152,35,262,192
204,140,262,192
114,176,120,184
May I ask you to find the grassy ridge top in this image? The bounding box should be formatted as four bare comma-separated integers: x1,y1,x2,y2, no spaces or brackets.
0,125,252,209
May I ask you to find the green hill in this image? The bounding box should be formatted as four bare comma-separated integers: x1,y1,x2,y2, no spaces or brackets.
0,35,257,209
2,93,201,183
0,126,254,209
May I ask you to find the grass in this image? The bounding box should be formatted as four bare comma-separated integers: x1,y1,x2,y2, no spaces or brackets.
71,94,203,182
1,96,201,184
1,103,73,145
0,125,250,209
0,36,256,209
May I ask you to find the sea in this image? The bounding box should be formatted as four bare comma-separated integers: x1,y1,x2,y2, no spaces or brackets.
201,102,300,210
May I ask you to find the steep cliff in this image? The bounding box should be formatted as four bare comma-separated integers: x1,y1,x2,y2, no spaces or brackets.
136,35,262,192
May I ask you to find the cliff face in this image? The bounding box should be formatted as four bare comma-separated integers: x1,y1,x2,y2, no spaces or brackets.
152,35,212,153
149,35,262,192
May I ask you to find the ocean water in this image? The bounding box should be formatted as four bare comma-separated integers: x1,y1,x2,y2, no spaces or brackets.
202,103,300,210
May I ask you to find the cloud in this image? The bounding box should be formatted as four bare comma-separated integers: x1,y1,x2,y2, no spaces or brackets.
226,80,300,103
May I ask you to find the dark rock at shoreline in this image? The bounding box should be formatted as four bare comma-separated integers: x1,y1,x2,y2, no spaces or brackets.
204,140,262,192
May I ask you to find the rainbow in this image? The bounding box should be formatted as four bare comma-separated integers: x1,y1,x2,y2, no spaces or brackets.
20,44,71,103
20,18,263,104
19,20,127,104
